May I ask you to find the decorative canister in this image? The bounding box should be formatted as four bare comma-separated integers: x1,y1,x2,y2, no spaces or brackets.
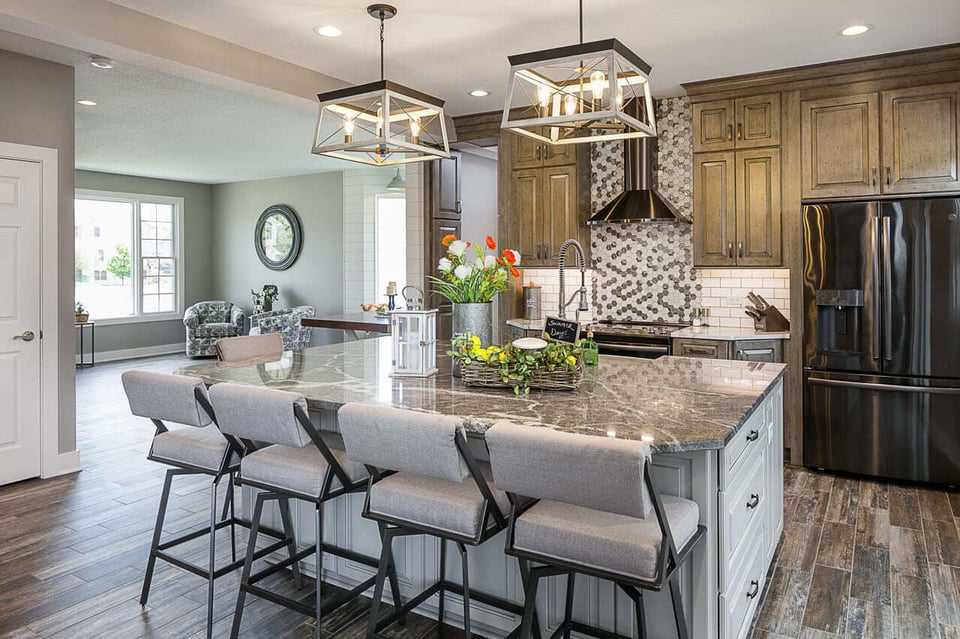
523,282,541,320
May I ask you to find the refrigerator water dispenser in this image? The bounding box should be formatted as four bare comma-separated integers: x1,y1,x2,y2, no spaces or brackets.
814,289,864,356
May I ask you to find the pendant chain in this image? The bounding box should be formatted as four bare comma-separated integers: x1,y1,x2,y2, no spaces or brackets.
379,11,385,81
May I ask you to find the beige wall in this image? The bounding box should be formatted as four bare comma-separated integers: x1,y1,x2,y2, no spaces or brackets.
0,49,76,453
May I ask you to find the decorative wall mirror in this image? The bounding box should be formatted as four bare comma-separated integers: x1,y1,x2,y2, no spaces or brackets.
255,204,302,270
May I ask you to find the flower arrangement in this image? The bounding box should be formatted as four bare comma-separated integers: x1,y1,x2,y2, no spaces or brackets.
428,235,521,303
450,334,583,395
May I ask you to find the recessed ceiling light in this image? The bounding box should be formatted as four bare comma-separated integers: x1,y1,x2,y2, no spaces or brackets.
840,24,873,36
469,89,490,97
313,25,342,37
77,100,98,106
89,55,115,69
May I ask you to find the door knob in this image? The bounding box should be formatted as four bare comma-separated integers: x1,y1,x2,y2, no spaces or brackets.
13,330,35,342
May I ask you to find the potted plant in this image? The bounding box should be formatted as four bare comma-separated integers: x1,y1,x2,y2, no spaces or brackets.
75,302,89,323
427,235,521,348
251,285,280,314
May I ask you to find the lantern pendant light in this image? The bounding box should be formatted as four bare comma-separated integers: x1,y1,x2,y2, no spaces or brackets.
501,0,657,146
313,4,451,166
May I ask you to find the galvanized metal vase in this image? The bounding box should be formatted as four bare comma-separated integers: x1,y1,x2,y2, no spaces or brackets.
451,302,493,377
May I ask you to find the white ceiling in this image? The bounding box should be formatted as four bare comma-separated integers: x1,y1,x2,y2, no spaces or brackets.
107,0,960,113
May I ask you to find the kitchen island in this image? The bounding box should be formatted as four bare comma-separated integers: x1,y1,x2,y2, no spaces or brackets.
178,337,785,639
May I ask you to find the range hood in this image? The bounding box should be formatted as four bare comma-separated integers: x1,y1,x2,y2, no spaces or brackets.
586,136,684,225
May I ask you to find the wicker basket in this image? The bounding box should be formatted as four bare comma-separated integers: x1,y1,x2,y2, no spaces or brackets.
459,359,583,391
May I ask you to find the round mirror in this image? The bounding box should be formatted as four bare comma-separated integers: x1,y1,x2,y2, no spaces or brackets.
255,204,302,270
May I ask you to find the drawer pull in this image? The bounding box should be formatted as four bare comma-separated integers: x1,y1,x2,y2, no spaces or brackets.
746,429,759,442
747,494,760,509
746,580,760,599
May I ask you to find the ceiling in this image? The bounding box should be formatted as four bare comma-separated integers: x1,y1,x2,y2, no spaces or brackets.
107,0,960,114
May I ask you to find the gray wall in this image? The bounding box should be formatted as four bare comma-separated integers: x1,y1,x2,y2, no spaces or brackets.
74,171,214,352
0,49,76,453
459,153,498,243
211,172,343,345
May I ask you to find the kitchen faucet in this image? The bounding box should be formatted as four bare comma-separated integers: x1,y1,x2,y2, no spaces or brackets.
557,239,589,321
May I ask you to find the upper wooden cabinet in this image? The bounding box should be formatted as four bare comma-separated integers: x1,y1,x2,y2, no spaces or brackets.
693,94,781,152
432,152,461,219
801,83,960,199
511,131,577,169
693,148,782,267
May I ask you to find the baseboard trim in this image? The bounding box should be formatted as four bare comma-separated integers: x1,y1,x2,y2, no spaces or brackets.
77,342,185,364
42,450,81,478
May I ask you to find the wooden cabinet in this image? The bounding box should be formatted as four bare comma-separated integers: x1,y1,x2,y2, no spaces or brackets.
693,148,781,267
509,165,578,265
671,336,785,363
693,94,781,152
511,131,576,169
801,83,960,199
432,153,461,219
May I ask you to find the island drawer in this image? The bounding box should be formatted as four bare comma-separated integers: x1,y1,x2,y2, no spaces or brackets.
721,522,768,639
672,338,729,359
723,405,767,478
722,443,767,586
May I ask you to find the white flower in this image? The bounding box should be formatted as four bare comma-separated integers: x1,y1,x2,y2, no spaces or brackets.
448,240,467,256
511,250,521,266
438,257,452,272
483,255,497,268
454,265,470,280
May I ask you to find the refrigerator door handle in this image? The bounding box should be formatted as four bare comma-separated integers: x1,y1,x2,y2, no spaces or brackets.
808,377,960,395
873,215,881,359
882,216,893,361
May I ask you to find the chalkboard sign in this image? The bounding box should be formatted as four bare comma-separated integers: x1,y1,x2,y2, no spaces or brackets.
542,316,581,344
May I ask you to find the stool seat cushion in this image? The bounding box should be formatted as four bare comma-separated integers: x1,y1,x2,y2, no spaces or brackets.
513,496,700,581
240,433,367,498
367,467,509,539
151,425,232,472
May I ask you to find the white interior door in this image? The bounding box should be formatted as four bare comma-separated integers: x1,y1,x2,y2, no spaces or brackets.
0,157,42,485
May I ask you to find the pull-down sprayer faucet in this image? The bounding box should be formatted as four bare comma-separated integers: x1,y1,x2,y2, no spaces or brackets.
557,239,589,321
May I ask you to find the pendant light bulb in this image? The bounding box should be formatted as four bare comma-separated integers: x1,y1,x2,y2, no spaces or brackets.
616,85,624,107
563,93,578,116
537,85,551,107
589,70,606,104
343,116,355,143
410,118,421,144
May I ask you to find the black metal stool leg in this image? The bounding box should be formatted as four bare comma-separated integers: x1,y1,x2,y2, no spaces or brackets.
223,472,237,563
456,543,471,639
563,573,575,639
141,468,176,606
668,574,689,639
519,569,541,639
380,523,404,626
278,498,302,589
367,527,396,637
623,585,646,639
315,504,324,638
231,492,267,639
206,476,223,639
437,538,447,633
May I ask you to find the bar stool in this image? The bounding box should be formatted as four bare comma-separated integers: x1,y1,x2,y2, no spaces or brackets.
207,383,400,638
485,423,706,639
217,333,284,362
338,403,535,639
121,371,300,639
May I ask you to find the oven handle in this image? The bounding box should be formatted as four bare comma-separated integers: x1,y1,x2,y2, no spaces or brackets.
597,343,669,355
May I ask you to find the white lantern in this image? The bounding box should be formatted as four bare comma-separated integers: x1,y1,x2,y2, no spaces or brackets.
389,309,438,377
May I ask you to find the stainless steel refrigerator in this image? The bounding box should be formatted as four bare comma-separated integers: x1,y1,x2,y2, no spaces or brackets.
803,198,960,484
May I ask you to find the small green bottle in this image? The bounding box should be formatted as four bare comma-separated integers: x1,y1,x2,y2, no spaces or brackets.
582,328,599,366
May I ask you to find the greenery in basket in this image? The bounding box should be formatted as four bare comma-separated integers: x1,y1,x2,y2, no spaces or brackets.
450,334,582,396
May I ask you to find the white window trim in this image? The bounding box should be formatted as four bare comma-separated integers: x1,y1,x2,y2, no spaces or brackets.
75,188,185,326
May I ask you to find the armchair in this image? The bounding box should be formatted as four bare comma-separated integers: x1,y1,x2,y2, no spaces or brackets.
249,305,315,351
183,301,246,357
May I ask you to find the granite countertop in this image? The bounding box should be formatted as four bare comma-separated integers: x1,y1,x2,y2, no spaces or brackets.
671,326,791,341
176,337,786,454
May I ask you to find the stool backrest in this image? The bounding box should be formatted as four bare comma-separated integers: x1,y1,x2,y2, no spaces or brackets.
209,383,309,448
486,422,652,518
338,404,469,483
216,333,283,362
122,370,212,427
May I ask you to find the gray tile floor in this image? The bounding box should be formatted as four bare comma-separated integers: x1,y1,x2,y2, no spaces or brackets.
751,465,960,638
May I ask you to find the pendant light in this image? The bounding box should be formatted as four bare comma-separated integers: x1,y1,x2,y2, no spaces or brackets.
386,167,406,190
501,0,656,146
313,4,450,166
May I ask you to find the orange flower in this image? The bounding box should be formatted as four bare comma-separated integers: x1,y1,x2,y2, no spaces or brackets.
441,234,457,247
503,249,517,265
466,242,471,248
489,274,495,280
496,257,506,266
486,236,497,250
509,266,520,278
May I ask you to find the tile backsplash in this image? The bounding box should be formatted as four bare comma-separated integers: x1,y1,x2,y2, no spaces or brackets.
520,267,596,324
697,268,791,330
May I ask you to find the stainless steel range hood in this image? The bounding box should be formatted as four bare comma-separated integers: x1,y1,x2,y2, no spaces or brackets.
586,136,684,225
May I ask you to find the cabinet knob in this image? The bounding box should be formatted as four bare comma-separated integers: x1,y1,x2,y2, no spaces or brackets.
738,242,744,258
886,166,893,187
747,493,761,509
536,146,541,160
727,124,733,141
736,123,743,140
746,429,760,442
746,580,760,599
871,167,878,186
727,242,734,258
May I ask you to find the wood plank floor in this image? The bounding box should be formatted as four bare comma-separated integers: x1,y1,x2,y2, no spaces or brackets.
0,355,462,639
3,354,959,638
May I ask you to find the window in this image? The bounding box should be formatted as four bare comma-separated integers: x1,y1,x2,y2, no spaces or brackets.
375,195,407,300
74,190,183,322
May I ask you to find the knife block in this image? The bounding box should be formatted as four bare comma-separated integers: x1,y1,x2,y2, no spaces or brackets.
752,305,790,332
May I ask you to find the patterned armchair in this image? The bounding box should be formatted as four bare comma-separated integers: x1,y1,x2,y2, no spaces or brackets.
183,301,246,357
249,305,315,351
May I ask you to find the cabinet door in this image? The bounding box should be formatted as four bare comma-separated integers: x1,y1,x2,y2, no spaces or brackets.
735,94,781,149
732,339,784,363
511,132,543,169
430,218,461,340
693,152,737,266
511,169,545,266
673,338,730,359
736,148,782,266
693,99,735,152
432,153,461,219
542,140,577,167
881,83,960,194
542,165,578,266
801,94,880,199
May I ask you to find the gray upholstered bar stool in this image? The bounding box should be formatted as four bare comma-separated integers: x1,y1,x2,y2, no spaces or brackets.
216,333,283,362
121,371,300,639
338,403,534,639
486,423,706,639
208,383,400,639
